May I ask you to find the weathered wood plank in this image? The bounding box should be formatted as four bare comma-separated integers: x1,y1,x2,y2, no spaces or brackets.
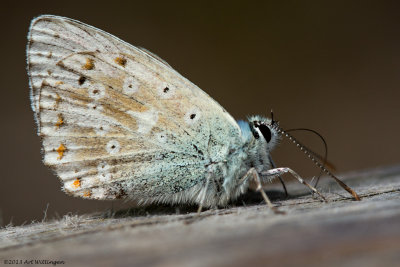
1,165,399,266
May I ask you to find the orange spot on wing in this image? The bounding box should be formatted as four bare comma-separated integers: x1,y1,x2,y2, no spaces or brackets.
55,81,64,86
56,144,66,160
114,56,127,66
54,93,61,108
83,190,92,197
82,58,95,70
55,114,64,128
72,178,81,189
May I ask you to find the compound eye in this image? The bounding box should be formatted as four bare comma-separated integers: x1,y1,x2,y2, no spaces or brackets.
257,124,272,143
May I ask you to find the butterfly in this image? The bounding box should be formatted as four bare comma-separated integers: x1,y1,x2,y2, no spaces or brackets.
27,15,360,213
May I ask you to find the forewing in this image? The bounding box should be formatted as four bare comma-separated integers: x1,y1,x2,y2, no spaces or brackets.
27,15,243,201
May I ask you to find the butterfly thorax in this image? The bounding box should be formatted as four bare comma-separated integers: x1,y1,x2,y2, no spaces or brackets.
202,116,280,206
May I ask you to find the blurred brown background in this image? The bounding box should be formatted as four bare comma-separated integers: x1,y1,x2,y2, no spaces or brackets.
0,1,399,227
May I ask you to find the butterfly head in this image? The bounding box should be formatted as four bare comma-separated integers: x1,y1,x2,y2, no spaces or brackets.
236,114,281,173
248,115,280,151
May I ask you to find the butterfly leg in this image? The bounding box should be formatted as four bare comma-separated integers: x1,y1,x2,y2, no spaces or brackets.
242,168,285,214
269,155,288,197
261,167,327,202
197,171,212,213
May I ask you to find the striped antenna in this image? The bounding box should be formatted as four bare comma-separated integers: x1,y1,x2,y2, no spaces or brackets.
271,122,361,201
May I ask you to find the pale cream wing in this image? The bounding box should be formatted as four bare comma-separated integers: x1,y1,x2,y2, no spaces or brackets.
27,15,243,202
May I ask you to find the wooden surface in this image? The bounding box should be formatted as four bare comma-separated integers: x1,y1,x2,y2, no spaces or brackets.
1,165,400,266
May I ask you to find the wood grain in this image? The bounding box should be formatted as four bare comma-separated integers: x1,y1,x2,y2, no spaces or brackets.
1,165,400,266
